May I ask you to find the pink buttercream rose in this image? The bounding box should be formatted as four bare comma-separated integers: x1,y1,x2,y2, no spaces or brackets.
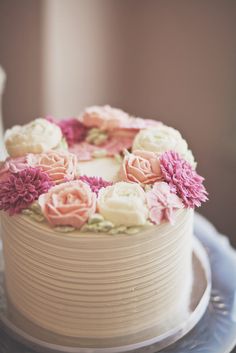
81,105,161,133
81,105,129,131
28,151,77,185
120,150,163,184
38,180,96,229
0,156,29,182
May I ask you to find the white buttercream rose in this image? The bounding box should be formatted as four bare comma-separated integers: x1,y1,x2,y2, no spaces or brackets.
97,182,148,226
4,118,62,157
132,125,196,167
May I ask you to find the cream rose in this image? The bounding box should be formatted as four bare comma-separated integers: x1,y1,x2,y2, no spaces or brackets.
132,125,196,167
27,151,78,185
4,118,62,157
39,181,96,229
120,150,163,184
97,182,148,226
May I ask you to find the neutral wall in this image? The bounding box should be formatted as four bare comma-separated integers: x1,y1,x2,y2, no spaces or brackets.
0,0,235,245
0,0,43,127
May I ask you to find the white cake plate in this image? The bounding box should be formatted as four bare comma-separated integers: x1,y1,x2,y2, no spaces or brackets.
0,227,211,353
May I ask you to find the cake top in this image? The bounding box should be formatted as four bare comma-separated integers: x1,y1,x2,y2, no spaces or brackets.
0,106,208,235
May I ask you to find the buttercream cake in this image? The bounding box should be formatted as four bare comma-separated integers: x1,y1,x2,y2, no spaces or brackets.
0,106,208,345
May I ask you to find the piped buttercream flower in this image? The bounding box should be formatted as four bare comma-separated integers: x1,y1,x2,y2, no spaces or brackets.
132,125,196,167
27,151,78,185
38,180,96,229
0,156,29,182
159,151,208,208
97,182,148,226
120,150,163,184
0,168,53,215
81,105,130,131
146,182,183,225
79,175,112,195
81,105,160,133
4,118,62,157
46,116,87,146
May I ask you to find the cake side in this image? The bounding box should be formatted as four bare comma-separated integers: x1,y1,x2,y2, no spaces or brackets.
2,208,193,338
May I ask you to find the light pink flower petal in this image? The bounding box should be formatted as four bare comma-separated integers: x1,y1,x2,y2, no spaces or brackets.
149,206,163,225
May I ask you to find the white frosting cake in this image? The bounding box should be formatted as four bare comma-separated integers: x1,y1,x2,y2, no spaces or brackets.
1,208,193,339
0,105,208,344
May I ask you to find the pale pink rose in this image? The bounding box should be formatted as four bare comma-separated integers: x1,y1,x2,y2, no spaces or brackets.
146,182,183,225
28,151,77,184
118,117,161,130
120,150,163,185
0,156,29,182
81,105,130,131
38,180,96,229
81,105,161,133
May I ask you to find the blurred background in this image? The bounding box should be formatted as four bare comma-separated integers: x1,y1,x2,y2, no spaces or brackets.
0,0,235,246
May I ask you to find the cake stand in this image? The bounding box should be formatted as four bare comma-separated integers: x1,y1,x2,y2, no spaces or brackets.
0,213,236,353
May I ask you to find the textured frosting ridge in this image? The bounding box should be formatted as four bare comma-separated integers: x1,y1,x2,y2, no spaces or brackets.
2,208,193,339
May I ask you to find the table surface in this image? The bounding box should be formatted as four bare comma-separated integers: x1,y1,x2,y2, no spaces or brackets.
0,213,236,353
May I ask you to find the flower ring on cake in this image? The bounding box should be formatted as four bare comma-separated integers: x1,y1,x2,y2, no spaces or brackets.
27,151,78,185
120,150,163,184
4,118,62,157
39,180,96,229
132,124,196,167
97,181,148,226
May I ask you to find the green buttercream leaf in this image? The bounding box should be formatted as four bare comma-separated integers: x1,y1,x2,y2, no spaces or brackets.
92,149,108,158
22,209,34,216
114,154,123,164
88,213,105,224
125,227,141,235
54,226,76,233
86,128,108,146
29,213,45,222
29,201,43,215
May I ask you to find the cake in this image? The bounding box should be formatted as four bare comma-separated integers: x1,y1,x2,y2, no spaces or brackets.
0,106,208,346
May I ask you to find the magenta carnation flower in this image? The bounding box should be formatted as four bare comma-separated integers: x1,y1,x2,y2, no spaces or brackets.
159,151,208,208
46,116,87,146
79,175,112,195
0,168,53,215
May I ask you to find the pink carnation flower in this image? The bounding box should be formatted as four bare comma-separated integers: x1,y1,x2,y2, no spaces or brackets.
79,175,112,195
146,182,183,224
159,151,208,208
46,116,87,146
0,168,53,215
